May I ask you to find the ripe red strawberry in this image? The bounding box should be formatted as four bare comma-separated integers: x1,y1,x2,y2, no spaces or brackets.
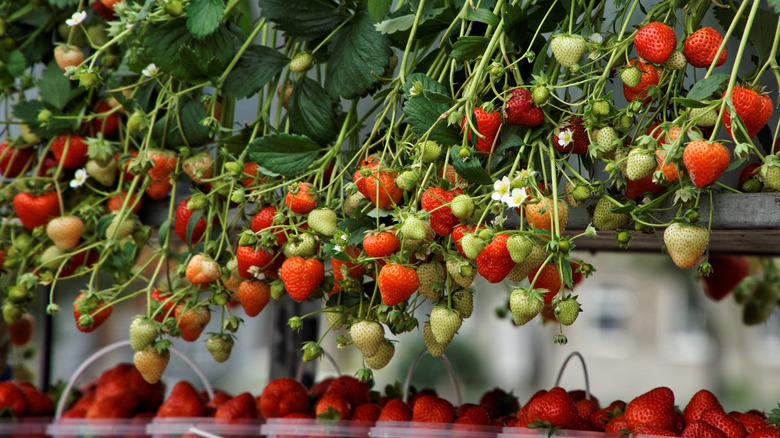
240,161,263,187
476,234,514,283
456,404,491,425
480,387,520,419
505,88,544,127
634,22,677,64
175,304,211,342
363,231,400,258
683,140,730,187
635,424,680,436
316,394,352,420
729,412,768,434
352,403,382,422
285,182,318,214
462,108,501,154
146,178,172,200
145,149,177,181
722,87,773,140
175,198,209,244
684,28,728,68
185,253,221,284
528,263,562,303
525,387,577,428
625,174,665,200
236,245,274,279
13,191,60,231
215,393,257,420
107,189,142,213
552,116,589,154
73,292,113,332
259,378,309,418
157,381,209,417
0,142,33,177
590,400,626,431
16,382,54,416
91,0,122,21
238,279,271,317
353,158,403,210
377,263,419,306
87,389,139,418
279,257,325,301
151,289,177,322
378,399,412,421
251,206,288,246
685,390,724,424
323,376,371,407
702,409,749,438
52,134,89,169
421,187,462,235
606,414,630,434
54,44,84,70
747,430,780,438
625,386,676,432
683,420,729,438
624,59,660,103
85,101,120,137
412,395,455,423
700,256,750,301
8,314,34,347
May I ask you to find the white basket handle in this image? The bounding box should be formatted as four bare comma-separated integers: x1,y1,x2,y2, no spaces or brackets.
403,348,462,406
554,351,591,400
55,340,214,419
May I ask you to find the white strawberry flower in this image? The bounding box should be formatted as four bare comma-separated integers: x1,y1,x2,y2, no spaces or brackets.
492,176,511,202
589,33,603,44
334,244,344,253
70,168,88,188
557,128,574,148
142,63,159,77
504,187,530,208
66,11,87,27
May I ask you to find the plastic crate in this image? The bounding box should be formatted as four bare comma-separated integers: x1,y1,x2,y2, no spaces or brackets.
47,418,150,438
0,418,50,438
148,418,264,438
369,421,502,438
261,418,373,438
498,427,608,438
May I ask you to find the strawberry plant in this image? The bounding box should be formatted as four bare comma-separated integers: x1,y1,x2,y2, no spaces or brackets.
0,0,779,382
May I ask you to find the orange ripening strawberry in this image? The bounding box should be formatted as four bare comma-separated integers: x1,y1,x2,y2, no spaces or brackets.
279,257,325,301
259,378,309,418
655,150,680,182
552,115,589,154
215,393,257,420
633,22,677,64
377,263,419,306
73,292,113,333
683,140,730,188
175,198,208,244
528,263,562,303
522,196,569,235
52,134,89,169
412,395,455,423
238,279,271,317
157,381,209,417
623,59,660,103
353,159,403,210
684,28,727,68
240,161,262,187
175,304,211,342
363,231,400,258
625,386,676,432
145,149,177,181
13,191,59,231
476,234,514,283
108,189,142,213
91,0,122,21
251,206,288,246
722,87,773,140
421,187,462,235
378,399,412,421
700,256,750,301
525,387,578,428
462,108,501,154
54,44,84,70
316,394,352,420
146,178,173,200
504,88,544,127
0,142,33,178
185,253,221,284
285,182,318,214
683,420,729,438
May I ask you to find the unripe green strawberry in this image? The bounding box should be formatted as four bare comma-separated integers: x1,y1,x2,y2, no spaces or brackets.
450,195,474,219
555,298,581,326
206,335,233,363
165,0,184,16
551,34,586,68
400,215,426,240
417,262,445,301
77,71,98,88
3,303,23,324
308,208,338,236
419,140,441,163
689,105,718,127
621,66,642,88
106,215,136,239
430,306,462,344
325,305,347,331
663,222,710,269
396,170,419,190
506,235,533,264
509,289,544,325
742,179,762,192
365,338,394,370
343,191,367,215
40,246,65,270
592,100,610,117
283,233,317,258
270,280,286,299
446,259,476,287
129,316,157,351
289,52,314,73
423,322,447,356
662,50,687,70
625,148,656,180
86,159,117,186
761,163,780,191
596,126,619,153
451,290,474,319
302,341,322,362
507,244,546,282
350,320,384,358
460,233,484,259
532,86,550,106
592,197,629,230
7,285,29,304
620,114,634,129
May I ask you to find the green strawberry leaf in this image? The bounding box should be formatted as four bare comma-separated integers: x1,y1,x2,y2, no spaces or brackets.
673,98,710,108
257,0,346,40
12,101,75,137
186,0,225,38
247,133,321,176
368,0,393,22
38,63,71,110
375,14,417,34
448,146,493,185
325,9,390,99
222,45,289,99
288,77,340,146
714,6,776,65
770,0,780,13
152,97,211,148
450,36,490,61
338,218,375,247
402,73,460,144
466,8,500,27
561,259,573,290
686,73,729,101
